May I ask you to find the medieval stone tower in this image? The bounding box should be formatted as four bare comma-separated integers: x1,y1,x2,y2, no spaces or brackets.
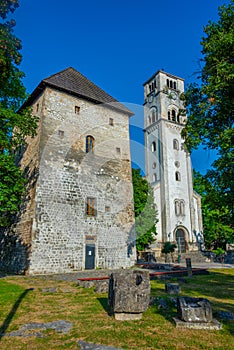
143,70,202,257
1,67,136,274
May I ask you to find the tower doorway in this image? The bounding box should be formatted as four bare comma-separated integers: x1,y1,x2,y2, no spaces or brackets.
176,228,187,253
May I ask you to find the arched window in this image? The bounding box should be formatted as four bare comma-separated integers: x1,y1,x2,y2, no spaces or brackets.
86,135,95,153
175,200,180,216
148,115,151,125
151,141,156,152
153,173,157,182
175,171,181,181
152,110,156,123
168,111,171,120
173,82,176,89
167,79,169,87
180,201,185,216
172,109,176,121
177,114,180,123
170,80,173,88
173,139,179,150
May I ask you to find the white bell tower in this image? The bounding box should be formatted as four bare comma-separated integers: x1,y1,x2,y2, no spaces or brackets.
143,70,202,255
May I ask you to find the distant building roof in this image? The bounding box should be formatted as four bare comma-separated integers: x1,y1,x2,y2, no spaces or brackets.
23,67,133,116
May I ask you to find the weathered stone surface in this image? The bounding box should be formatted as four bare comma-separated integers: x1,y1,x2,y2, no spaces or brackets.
165,283,181,295
177,297,213,323
173,317,222,330
108,270,150,315
78,340,122,350
4,320,72,337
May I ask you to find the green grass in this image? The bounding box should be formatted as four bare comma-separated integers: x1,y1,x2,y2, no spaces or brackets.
0,269,233,349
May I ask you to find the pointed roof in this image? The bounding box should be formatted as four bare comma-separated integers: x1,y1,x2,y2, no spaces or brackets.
24,67,133,116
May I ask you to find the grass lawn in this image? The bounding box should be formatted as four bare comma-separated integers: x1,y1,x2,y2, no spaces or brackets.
0,268,233,349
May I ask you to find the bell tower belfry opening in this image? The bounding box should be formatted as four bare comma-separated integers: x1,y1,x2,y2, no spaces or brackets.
143,70,203,258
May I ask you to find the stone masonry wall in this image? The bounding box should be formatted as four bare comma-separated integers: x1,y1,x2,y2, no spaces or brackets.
27,88,136,274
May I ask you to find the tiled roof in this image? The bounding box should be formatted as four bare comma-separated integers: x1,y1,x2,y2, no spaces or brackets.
25,67,133,116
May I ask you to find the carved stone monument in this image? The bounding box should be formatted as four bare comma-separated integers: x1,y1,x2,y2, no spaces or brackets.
174,297,222,329
108,270,150,320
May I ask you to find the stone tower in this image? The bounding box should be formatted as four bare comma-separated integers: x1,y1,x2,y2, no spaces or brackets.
1,67,136,274
143,70,202,257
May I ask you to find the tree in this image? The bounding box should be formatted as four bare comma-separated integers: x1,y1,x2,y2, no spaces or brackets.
182,1,234,229
0,1,38,226
161,242,177,263
193,170,233,250
132,168,158,251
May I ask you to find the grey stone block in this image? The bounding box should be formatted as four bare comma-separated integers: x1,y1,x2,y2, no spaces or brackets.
177,297,213,323
108,270,150,315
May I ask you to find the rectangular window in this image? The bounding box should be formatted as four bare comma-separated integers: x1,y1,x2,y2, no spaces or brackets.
109,118,114,126
86,197,97,216
58,130,64,138
116,147,121,154
105,206,110,213
75,106,80,114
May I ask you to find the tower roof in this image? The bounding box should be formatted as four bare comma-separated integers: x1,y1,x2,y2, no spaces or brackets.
143,69,184,86
23,67,133,116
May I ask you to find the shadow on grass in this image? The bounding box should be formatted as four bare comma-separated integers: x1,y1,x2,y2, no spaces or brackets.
0,288,33,340
97,297,113,316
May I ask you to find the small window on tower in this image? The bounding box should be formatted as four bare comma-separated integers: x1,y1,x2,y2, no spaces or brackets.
86,135,95,153
172,109,176,121
86,197,97,216
173,139,179,150
116,147,121,154
151,142,156,152
58,130,64,138
109,118,114,126
36,103,39,112
75,106,80,114
105,206,111,213
153,173,157,182
175,171,181,181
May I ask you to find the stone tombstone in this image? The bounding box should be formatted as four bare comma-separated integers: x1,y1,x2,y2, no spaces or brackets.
177,297,213,323
165,283,181,295
108,270,150,320
186,258,192,277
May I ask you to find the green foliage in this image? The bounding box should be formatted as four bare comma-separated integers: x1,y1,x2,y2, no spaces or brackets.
0,1,19,19
212,247,225,256
0,1,38,226
161,241,177,255
132,168,158,251
183,1,234,230
193,170,233,250
161,241,177,262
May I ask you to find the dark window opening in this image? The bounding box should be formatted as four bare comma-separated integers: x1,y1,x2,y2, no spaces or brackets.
75,106,80,114
151,141,156,152
175,171,181,181
109,118,114,126
172,109,176,121
173,139,179,150
58,130,64,138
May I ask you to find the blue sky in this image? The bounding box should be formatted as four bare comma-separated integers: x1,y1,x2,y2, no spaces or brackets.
12,0,228,174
